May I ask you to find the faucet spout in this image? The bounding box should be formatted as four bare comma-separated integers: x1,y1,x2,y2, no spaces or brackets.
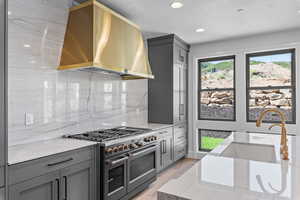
256,109,289,160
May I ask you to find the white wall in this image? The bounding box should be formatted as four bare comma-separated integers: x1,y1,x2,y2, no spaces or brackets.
188,28,300,158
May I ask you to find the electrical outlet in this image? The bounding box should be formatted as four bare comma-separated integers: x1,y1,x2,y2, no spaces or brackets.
25,113,34,126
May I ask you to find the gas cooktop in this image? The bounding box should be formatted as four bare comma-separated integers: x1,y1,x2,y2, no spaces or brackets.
66,126,152,142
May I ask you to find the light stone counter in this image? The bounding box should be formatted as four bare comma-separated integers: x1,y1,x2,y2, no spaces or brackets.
8,138,97,165
8,123,175,165
158,132,300,200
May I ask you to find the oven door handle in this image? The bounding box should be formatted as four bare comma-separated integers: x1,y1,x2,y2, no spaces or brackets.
106,156,128,166
130,145,157,158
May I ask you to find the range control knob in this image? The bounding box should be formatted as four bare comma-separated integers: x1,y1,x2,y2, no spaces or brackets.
118,145,124,151
124,144,129,150
113,147,119,152
136,142,144,147
144,137,150,142
130,143,138,149
106,148,113,154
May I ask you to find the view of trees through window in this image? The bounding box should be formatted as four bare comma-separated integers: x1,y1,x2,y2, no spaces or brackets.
198,56,235,120
247,49,295,123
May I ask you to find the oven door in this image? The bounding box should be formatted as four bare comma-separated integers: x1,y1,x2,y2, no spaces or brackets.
104,155,128,200
127,144,157,192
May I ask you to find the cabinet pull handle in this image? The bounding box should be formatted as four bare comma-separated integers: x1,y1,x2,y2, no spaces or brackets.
106,156,128,166
47,158,74,167
179,104,184,115
63,176,67,200
55,178,60,200
159,131,168,134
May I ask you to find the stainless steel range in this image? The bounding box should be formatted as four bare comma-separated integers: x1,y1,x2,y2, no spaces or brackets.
66,127,158,200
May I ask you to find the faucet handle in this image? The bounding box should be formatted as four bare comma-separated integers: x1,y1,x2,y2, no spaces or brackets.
268,123,283,130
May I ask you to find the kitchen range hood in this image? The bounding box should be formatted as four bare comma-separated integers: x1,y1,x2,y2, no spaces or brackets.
58,0,154,80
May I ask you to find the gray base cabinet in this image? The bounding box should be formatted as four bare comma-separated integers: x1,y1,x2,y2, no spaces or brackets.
156,124,187,173
61,161,94,200
8,147,96,200
9,171,60,200
156,128,174,172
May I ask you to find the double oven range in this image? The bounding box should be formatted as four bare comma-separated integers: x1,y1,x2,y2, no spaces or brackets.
67,127,158,200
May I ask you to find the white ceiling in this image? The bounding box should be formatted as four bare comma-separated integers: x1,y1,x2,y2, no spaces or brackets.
95,0,300,44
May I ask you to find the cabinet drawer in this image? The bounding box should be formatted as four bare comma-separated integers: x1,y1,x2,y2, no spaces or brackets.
174,141,186,161
0,166,4,187
8,147,94,185
173,124,186,144
156,127,173,140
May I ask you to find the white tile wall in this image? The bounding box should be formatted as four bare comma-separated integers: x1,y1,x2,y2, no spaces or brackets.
8,0,148,146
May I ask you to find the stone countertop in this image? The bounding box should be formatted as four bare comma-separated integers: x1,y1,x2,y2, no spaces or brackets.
8,138,97,165
127,122,175,131
8,123,176,165
158,132,300,200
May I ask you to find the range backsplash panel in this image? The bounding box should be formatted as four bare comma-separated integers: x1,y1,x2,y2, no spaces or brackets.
8,0,148,146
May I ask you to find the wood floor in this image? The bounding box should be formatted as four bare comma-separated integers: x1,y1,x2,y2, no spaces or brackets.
132,158,199,200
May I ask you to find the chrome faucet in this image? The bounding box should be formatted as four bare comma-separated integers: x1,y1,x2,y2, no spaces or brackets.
256,109,289,160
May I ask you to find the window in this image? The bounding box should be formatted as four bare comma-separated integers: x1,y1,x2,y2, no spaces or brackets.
199,129,232,151
198,56,236,121
246,49,296,123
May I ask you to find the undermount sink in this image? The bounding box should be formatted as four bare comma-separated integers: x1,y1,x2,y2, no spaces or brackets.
220,142,276,163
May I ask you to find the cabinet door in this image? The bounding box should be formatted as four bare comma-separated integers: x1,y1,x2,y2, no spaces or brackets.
61,161,95,200
156,140,163,173
173,64,180,123
9,171,60,200
179,66,187,122
0,0,6,168
162,132,173,168
0,188,3,200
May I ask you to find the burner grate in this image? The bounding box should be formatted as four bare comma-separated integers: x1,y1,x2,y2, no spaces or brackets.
67,126,151,142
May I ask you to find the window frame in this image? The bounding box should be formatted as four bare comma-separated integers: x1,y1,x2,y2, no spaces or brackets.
198,129,232,152
198,55,236,121
246,48,296,124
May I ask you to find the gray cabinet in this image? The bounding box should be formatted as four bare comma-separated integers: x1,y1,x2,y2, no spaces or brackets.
173,123,187,161
61,161,95,200
9,171,60,200
0,0,7,189
0,0,7,197
0,188,4,200
8,147,96,200
148,34,189,124
156,128,174,172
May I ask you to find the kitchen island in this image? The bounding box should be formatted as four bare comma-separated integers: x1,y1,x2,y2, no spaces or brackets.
158,132,300,200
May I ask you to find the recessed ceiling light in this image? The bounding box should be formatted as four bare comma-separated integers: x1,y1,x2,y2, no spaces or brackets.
24,44,31,48
196,28,205,33
170,1,183,9
298,10,300,14
8,11,11,15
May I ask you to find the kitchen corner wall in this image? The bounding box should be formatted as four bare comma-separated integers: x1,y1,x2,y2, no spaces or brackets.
8,0,148,146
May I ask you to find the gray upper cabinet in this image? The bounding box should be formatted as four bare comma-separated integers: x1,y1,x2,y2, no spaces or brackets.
9,171,60,200
148,34,189,124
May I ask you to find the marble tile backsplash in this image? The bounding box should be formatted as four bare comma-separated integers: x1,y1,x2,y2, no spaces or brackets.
8,0,148,146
